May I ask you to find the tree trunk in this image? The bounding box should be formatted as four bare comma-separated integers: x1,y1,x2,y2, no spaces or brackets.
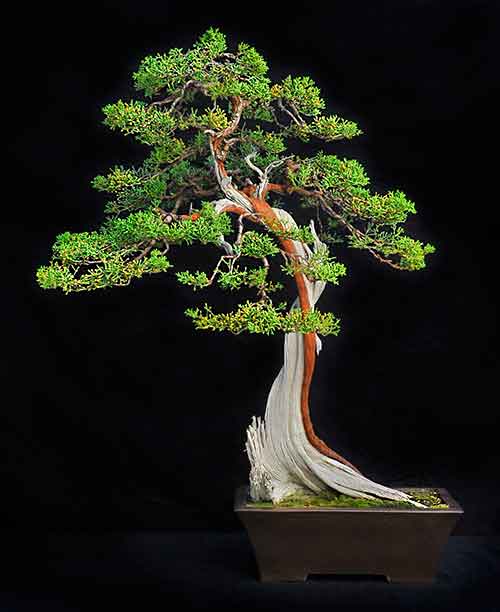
245,207,418,505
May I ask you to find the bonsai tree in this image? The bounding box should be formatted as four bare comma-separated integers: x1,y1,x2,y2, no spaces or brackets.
36,28,435,506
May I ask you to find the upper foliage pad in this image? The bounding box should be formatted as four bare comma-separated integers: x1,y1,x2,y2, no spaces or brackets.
36,27,435,335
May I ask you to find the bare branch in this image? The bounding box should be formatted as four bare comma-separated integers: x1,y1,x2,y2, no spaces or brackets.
244,151,265,180
288,100,306,125
270,105,287,129
219,96,249,139
150,80,211,110
203,253,240,287
235,211,258,247
244,153,294,199
207,137,254,213
132,239,157,261
257,256,271,302
222,137,241,156
277,98,305,126
236,214,246,246
257,156,294,199
218,237,234,256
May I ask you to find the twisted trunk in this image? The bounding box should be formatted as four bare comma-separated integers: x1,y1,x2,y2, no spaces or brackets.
208,100,418,504
247,195,360,473
209,116,357,469
244,208,420,505
213,187,358,471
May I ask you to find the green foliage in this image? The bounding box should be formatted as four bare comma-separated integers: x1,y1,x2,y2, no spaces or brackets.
103,175,168,215
348,227,435,271
51,230,114,265
176,260,283,295
36,250,172,294
235,42,269,77
132,48,188,98
37,261,79,290
398,238,435,270
102,100,176,145
350,190,416,224
101,202,231,247
36,203,232,294
92,164,171,215
238,231,280,258
176,270,210,289
175,106,234,131
92,166,143,193
100,209,168,247
148,137,187,164
216,265,282,292
319,115,362,140
283,245,347,284
247,126,286,155
186,301,284,335
246,266,280,290
132,28,228,97
161,159,196,190
216,268,248,290
272,76,325,117
38,26,435,334
133,27,271,105
208,40,272,103
281,117,362,143
282,308,341,335
243,105,274,122
200,105,230,130
289,153,418,224
288,153,369,191
269,224,315,243
162,203,232,245
193,26,228,57
186,301,340,336
285,152,435,268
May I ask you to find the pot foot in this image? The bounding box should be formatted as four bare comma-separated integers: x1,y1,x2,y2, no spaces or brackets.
387,573,435,584
259,570,307,582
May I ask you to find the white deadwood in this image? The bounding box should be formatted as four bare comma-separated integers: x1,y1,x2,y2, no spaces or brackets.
245,208,423,506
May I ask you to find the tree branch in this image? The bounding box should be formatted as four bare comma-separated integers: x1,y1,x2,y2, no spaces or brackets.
132,239,157,261
318,196,405,270
244,151,265,180
258,181,406,271
219,96,250,140
258,156,294,198
277,98,305,126
244,154,294,199
150,80,212,110
206,97,254,213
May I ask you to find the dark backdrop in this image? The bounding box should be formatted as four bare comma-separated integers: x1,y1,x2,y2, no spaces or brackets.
5,1,499,535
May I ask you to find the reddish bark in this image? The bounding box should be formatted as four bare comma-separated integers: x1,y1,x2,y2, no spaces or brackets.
210,120,361,474
248,195,361,474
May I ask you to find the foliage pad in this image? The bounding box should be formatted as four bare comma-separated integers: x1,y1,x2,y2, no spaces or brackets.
37,27,435,336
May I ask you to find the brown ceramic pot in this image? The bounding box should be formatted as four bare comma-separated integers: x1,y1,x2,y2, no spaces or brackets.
234,485,463,583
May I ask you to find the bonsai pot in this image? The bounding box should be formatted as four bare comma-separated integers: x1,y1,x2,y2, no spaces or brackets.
234,485,463,583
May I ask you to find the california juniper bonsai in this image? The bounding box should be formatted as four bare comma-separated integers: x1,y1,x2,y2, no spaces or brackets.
36,28,435,506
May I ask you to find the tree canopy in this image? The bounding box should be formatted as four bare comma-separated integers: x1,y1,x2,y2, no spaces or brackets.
36,27,435,337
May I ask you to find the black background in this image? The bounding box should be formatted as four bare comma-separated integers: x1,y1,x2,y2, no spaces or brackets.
5,0,499,542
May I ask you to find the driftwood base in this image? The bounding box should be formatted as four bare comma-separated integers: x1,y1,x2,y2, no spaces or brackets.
234,486,463,583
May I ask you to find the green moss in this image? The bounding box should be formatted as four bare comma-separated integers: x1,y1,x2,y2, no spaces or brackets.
246,488,448,510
